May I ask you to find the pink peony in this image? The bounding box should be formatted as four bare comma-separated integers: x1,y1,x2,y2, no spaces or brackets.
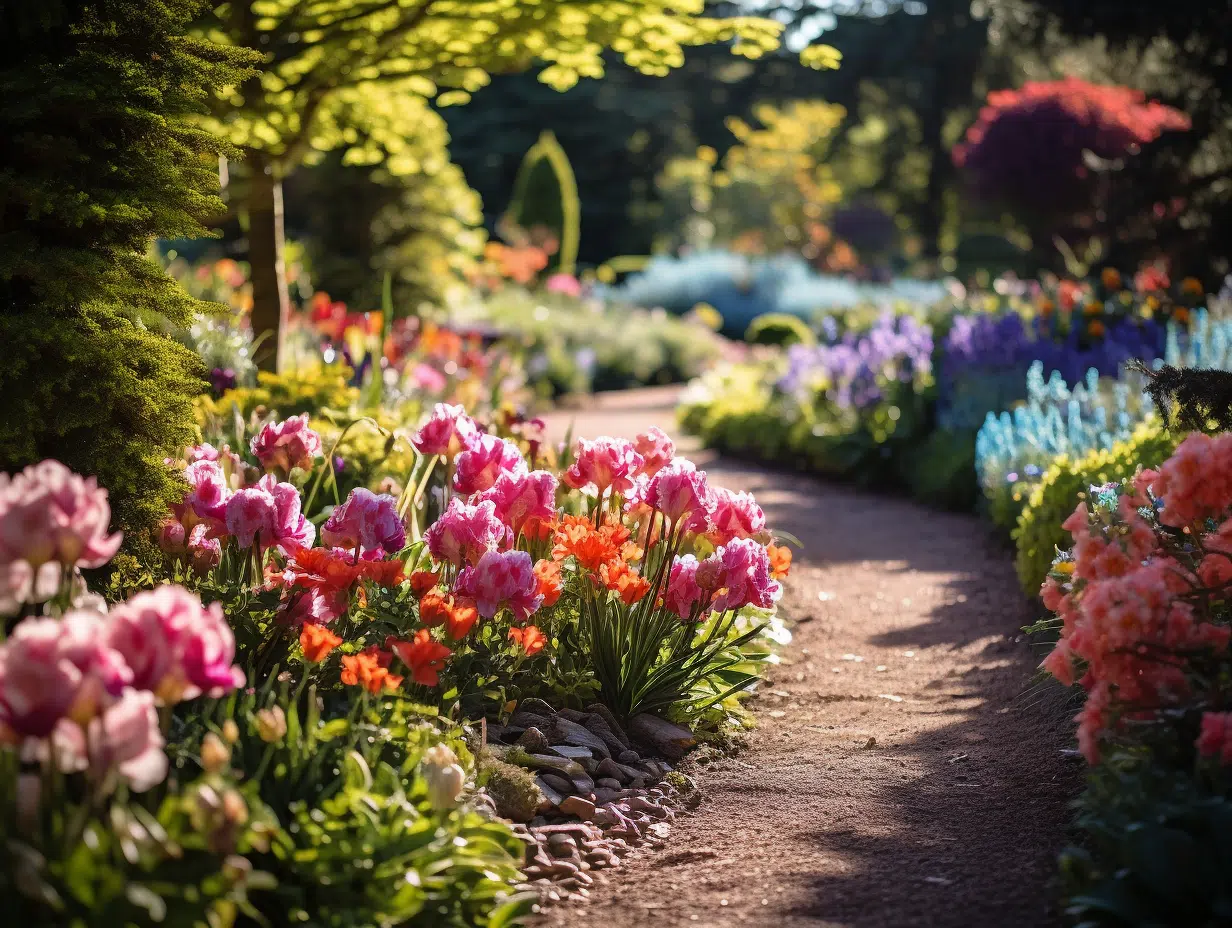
224,486,279,549
664,555,706,621
545,273,583,297
706,487,767,545
320,488,406,554
633,427,675,477
564,437,643,496
105,586,244,703
0,560,63,615
182,460,232,526
644,459,714,528
412,403,481,458
250,414,322,473
277,586,348,627
424,497,509,567
0,460,122,569
256,474,315,554
699,538,781,614
187,524,221,575
187,444,221,463
472,470,558,536
453,434,527,495
0,613,130,738
54,689,168,792
158,519,187,556
455,549,543,620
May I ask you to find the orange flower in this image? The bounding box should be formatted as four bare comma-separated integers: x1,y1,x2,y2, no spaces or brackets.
1100,267,1121,290
1174,306,1191,325
767,544,793,580
390,629,453,687
444,597,479,641
1083,300,1103,316
599,560,651,605
1038,298,1055,317
284,547,363,594
361,559,405,588
522,517,555,542
419,590,453,628
533,559,563,607
509,625,547,655
553,521,619,572
1181,276,1203,297
341,646,403,694
1087,320,1106,338
300,624,342,663
410,570,440,597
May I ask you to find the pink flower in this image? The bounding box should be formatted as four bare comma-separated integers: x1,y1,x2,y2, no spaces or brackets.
182,460,232,526
250,414,322,473
256,474,315,554
412,403,480,458
664,555,706,621
0,560,61,614
106,586,244,703
644,459,714,528
187,443,221,463
545,273,583,297
158,519,187,556
187,524,221,575
706,487,767,544
0,614,129,738
564,437,644,496
0,460,122,569
224,486,279,549
455,549,543,620
424,497,509,567
54,689,168,792
277,587,348,627
634,427,675,477
472,470,558,536
321,488,406,554
1197,712,1232,765
700,538,782,614
453,434,527,495
411,363,448,393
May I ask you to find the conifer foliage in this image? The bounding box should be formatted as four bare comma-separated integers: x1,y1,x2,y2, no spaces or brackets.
0,1,256,545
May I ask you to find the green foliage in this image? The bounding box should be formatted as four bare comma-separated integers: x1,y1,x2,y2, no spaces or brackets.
506,132,581,276
745,313,817,347
0,0,256,545
1013,418,1181,598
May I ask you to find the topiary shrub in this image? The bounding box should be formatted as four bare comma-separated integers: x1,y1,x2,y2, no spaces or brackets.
745,312,817,347
0,1,255,549
1013,418,1181,597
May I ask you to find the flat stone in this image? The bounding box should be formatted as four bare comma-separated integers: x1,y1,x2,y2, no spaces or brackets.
628,714,695,760
546,833,577,857
517,727,551,753
538,772,574,796
558,795,597,820
509,710,553,731
551,744,594,761
595,777,622,790
549,717,611,759
584,704,633,749
518,698,558,717
556,708,589,723
570,773,595,795
617,749,641,764
517,754,586,778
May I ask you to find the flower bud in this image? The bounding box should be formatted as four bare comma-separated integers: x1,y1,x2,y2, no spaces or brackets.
422,743,465,811
256,706,287,743
221,720,240,744
201,733,230,773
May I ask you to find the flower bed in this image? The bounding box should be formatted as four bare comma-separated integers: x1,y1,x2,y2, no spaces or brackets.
0,402,790,922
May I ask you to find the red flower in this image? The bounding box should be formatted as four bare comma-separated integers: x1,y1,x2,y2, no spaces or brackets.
410,569,441,597
444,597,479,641
391,629,453,687
300,624,342,663
533,559,563,608
599,559,651,605
509,625,547,656
340,646,402,694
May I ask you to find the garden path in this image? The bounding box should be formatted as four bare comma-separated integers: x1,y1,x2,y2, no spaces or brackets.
535,387,1081,928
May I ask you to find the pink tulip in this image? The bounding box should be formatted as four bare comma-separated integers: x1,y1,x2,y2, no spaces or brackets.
412,403,480,458
53,690,168,792
256,474,315,554
182,460,232,526
224,486,279,549
250,414,323,473
455,549,543,620
320,488,406,555
706,487,767,545
644,459,714,528
564,437,643,496
700,538,781,614
664,555,705,621
424,497,509,567
106,586,244,703
276,587,348,627
158,519,187,556
453,434,527,495
471,470,558,536
0,560,62,615
187,524,221,575
633,427,675,477
0,460,121,570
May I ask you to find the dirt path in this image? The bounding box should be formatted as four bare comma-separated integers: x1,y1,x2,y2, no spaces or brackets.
536,387,1081,928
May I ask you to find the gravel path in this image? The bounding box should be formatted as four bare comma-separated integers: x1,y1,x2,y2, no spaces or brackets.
536,387,1081,928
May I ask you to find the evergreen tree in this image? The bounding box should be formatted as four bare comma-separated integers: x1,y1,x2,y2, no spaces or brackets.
0,0,256,547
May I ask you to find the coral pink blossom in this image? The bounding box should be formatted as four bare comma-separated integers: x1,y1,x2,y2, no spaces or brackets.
633,427,675,477
453,434,527,495
664,555,706,621
0,460,121,569
424,497,509,567
256,474,315,554
224,486,279,549
412,403,480,458
105,586,244,703
0,614,129,738
472,470,558,535
564,437,643,496
1197,712,1232,765
182,460,232,526
455,549,543,620
250,414,322,473
706,487,767,544
321,488,406,555
1146,433,1232,528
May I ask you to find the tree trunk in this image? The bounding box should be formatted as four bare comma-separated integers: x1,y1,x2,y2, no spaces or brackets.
247,153,289,373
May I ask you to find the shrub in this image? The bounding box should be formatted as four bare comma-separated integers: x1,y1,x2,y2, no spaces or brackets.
0,0,254,549
745,313,817,347
1013,418,1180,597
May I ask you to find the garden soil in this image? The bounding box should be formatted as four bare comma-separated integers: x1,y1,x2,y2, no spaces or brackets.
537,387,1082,928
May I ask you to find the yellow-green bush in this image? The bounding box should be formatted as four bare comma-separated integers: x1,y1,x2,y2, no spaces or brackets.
745,313,816,347
1013,418,1182,597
